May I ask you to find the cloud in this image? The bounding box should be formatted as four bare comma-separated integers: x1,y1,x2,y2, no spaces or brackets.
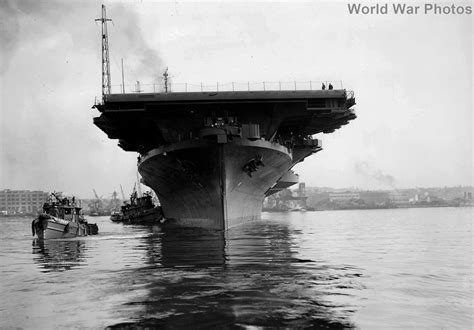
0,1,20,73
0,1,169,197
0,1,165,81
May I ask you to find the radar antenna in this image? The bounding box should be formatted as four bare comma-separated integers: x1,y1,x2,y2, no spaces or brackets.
95,5,112,100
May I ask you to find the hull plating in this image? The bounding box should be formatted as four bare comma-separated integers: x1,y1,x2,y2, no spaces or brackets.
138,139,292,229
36,218,89,240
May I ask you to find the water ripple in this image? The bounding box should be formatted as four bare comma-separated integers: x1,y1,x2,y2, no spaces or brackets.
0,207,472,328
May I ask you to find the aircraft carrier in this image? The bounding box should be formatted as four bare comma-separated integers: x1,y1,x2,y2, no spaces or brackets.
94,89,356,229
93,5,356,230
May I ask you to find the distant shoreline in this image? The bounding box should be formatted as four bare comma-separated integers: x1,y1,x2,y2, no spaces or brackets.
263,203,473,213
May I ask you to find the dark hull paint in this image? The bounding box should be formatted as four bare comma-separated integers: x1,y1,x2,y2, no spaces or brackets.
111,207,163,224
138,139,292,230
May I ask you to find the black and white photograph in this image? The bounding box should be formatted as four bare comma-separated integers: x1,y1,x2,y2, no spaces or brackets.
0,0,472,328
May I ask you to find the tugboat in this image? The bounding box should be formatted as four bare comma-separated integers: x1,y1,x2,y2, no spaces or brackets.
110,210,121,222
110,191,163,224
32,193,99,240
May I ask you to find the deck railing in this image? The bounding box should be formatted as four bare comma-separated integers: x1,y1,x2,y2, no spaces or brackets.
109,80,345,94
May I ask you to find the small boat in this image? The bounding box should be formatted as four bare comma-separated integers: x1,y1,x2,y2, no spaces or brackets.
289,207,307,212
110,210,121,222
32,193,99,239
110,191,163,224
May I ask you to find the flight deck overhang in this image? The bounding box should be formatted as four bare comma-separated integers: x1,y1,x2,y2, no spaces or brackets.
102,89,346,102
93,89,356,152
96,90,354,111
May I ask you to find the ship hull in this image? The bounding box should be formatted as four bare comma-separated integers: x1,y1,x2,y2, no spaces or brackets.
34,218,89,240
94,90,356,230
112,207,163,224
138,139,292,230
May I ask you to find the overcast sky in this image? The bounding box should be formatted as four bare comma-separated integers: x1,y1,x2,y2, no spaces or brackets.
0,0,472,198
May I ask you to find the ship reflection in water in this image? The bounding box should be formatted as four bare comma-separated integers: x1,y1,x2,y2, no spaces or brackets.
104,223,361,328
27,221,361,327
25,217,361,328
32,239,87,273
3,208,467,328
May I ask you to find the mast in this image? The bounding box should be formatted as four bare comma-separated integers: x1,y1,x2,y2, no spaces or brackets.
121,58,125,94
163,67,169,93
95,5,112,100
120,184,126,200
136,172,142,197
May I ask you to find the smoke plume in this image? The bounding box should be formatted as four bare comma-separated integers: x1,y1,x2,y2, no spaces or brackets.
0,1,165,196
0,1,165,82
106,4,165,88
355,161,396,188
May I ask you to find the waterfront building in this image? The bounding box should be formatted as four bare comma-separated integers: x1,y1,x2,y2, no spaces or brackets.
0,190,49,215
359,191,390,206
329,191,360,202
389,191,410,205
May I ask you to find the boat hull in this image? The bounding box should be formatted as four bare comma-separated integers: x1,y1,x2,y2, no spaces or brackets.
138,138,292,230
34,217,89,240
112,207,163,224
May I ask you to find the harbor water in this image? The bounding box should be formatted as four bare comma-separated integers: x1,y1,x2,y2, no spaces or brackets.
0,207,472,328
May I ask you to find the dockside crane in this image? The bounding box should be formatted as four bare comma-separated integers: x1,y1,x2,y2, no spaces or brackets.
109,190,120,211
93,189,103,201
89,189,105,216
120,184,126,201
